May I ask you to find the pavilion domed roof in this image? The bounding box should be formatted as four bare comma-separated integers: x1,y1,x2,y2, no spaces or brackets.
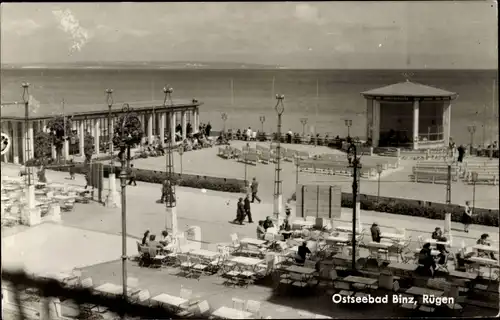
361,80,458,99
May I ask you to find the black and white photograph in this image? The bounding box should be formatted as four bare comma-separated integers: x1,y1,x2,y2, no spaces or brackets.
1,1,498,319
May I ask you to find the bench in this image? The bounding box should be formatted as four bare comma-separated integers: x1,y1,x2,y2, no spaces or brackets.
412,162,460,183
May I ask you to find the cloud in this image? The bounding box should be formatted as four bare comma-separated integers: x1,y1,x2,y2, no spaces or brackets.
52,8,90,53
294,3,320,23
2,19,41,36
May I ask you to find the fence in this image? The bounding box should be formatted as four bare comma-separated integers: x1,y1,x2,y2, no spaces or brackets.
1,269,202,320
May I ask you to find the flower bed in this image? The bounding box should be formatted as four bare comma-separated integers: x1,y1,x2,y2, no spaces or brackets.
47,161,246,194
289,192,499,227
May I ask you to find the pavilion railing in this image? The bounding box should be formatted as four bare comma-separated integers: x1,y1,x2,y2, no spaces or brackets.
2,269,204,320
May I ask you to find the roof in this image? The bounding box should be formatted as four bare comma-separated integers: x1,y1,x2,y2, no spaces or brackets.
0,99,202,120
361,80,458,99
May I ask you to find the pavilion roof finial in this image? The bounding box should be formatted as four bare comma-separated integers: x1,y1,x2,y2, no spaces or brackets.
402,72,414,82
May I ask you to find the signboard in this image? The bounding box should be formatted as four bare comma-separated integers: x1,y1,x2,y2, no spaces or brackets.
295,184,341,219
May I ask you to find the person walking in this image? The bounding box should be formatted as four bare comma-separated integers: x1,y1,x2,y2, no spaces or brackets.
69,160,76,180
233,197,245,225
127,164,137,186
250,177,261,203
462,201,473,233
160,179,170,203
244,194,253,223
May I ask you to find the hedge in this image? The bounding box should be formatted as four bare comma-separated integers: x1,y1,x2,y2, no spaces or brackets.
289,192,499,227
47,161,246,194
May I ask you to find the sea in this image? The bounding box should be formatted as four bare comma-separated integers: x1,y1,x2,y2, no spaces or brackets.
1,68,498,145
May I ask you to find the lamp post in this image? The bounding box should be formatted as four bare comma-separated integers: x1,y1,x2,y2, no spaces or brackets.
300,118,308,138
259,116,266,133
294,153,300,185
221,113,228,132
376,163,383,202
117,103,135,301
21,82,36,217
273,94,285,226
163,85,174,144
105,88,119,208
467,125,476,156
445,157,453,205
178,146,184,174
344,119,353,139
163,86,178,237
21,83,32,186
347,138,362,273
471,172,478,214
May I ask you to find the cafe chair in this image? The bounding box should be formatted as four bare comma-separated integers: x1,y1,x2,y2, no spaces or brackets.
246,300,261,318
232,297,246,310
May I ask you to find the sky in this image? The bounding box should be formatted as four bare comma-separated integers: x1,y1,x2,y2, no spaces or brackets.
1,2,497,69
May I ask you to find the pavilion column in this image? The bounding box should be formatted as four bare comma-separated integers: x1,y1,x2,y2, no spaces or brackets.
443,102,451,146
159,112,166,145
372,100,381,148
93,119,100,155
170,112,176,144
12,122,19,164
413,100,420,150
147,113,154,145
79,121,85,157
21,122,27,164
194,108,199,133
181,111,187,140
27,122,34,160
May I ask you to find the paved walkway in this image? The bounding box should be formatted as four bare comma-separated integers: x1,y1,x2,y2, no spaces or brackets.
2,163,497,251
122,144,499,209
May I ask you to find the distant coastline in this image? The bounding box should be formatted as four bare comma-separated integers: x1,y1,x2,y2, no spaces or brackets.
1,62,496,71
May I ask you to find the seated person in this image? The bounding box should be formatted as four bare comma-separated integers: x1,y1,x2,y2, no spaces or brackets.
418,243,436,277
159,230,172,246
263,216,274,231
295,241,311,264
477,233,497,260
147,234,163,256
280,219,292,240
141,230,150,246
431,227,443,240
436,236,449,266
370,223,381,243
256,220,266,240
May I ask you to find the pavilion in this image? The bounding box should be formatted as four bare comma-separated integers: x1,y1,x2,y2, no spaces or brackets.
0,99,203,164
361,80,458,150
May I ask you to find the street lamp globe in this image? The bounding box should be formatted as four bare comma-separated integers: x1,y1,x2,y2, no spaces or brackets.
21,82,30,103
376,163,384,174
275,94,285,115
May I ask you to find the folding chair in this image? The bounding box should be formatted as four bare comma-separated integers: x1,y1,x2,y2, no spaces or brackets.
190,257,208,280
246,300,261,318
232,298,246,310
178,254,194,278
127,277,140,298
333,280,353,297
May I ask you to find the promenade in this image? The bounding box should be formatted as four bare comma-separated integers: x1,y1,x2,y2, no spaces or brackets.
1,162,498,318
129,142,499,209
2,163,497,250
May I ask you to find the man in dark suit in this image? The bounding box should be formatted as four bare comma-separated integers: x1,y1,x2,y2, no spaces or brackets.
244,194,253,223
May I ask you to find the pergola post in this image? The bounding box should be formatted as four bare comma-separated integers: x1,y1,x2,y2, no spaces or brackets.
181,111,187,140
170,112,176,144
443,102,451,146
413,100,420,150
372,100,380,147
79,121,85,157
12,122,19,164
147,113,154,145
159,112,166,145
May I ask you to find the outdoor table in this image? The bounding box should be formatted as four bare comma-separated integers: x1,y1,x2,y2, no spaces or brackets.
151,293,188,309
230,256,263,267
381,233,405,240
285,265,316,275
426,239,451,247
240,238,267,247
469,256,499,278
366,242,392,249
388,262,419,272
293,220,315,228
343,275,378,286
188,249,219,259
211,306,253,319
473,245,499,253
405,286,443,297
448,270,477,280
326,236,349,243
335,226,364,234
37,272,78,283
94,283,123,295
332,254,352,261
